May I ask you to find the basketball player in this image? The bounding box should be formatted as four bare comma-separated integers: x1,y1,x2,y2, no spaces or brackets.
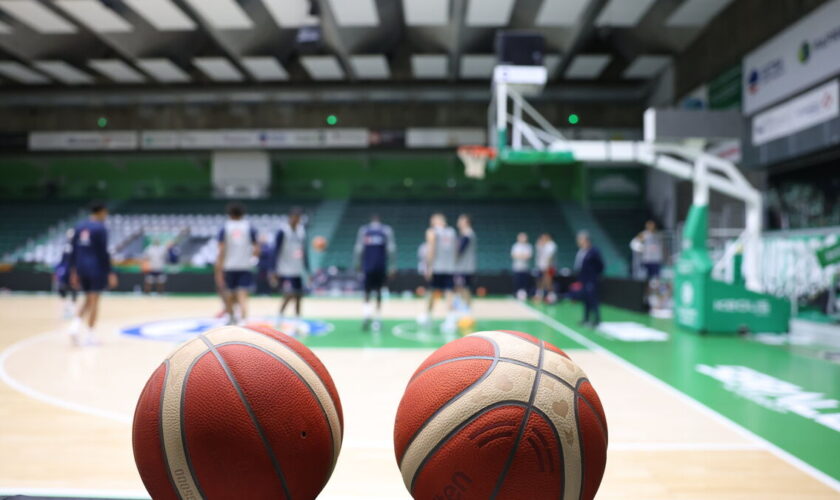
511,232,533,300
54,228,77,318
535,233,558,303
421,213,458,332
69,202,117,346
143,238,168,294
273,208,308,328
354,214,396,332
454,214,477,311
215,202,258,325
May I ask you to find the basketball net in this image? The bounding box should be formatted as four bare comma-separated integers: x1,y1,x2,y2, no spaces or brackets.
457,146,496,180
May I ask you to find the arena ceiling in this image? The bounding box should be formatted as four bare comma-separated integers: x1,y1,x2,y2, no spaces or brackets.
0,0,736,87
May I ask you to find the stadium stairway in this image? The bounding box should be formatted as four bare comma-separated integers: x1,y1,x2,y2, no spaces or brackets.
1,202,86,263
307,199,348,271
559,202,628,277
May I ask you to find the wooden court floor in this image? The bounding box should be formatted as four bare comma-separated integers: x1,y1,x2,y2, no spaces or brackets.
0,295,837,499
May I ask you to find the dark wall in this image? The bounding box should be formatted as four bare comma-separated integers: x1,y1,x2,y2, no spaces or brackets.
0,270,649,313
675,0,831,99
0,100,644,132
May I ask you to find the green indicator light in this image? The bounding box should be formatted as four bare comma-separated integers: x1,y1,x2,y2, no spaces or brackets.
568,114,579,125
326,115,338,126
97,117,108,128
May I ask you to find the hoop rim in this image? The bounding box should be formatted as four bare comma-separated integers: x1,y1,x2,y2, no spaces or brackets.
457,145,497,158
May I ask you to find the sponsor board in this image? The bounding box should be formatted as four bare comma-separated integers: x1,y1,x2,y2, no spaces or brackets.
752,80,839,146
143,129,369,150
697,364,840,433
744,0,840,114
596,322,669,342
29,131,138,151
712,297,771,316
121,316,333,343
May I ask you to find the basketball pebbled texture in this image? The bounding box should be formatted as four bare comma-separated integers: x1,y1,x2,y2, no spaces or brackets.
394,330,607,500
132,325,343,500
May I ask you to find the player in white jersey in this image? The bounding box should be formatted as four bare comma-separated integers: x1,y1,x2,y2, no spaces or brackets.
421,213,458,332
511,232,533,300
143,238,168,294
535,233,558,303
454,214,477,310
273,208,308,327
215,203,258,324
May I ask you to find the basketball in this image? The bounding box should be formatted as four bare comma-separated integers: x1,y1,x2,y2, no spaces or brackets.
393,330,607,500
457,315,476,332
132,324,343,500
312,236,328,252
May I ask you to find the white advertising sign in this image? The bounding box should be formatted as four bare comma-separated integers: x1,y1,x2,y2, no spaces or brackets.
140,129,370,150
743,0,840,114
29,131,138,151
406,128,486,148
752,79,839,146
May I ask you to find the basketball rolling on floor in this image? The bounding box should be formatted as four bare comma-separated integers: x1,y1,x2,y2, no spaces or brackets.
0,296,838,499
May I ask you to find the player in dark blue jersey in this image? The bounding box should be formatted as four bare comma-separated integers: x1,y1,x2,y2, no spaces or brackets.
69,202,117,345
354,214,396,331
54,228,77,318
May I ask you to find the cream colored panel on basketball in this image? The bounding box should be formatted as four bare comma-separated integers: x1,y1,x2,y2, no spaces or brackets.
203,326,343,468
160,338,211,500
399,331,541,489
477,330,541,364
533,348,589,500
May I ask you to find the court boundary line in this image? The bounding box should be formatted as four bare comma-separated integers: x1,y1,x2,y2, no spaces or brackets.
524,303,840,493
0,329,133,424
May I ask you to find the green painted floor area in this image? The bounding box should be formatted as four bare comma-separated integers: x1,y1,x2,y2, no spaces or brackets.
297,318,587,351
531,301,840,486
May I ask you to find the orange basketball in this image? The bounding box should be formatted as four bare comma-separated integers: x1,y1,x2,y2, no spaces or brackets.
132,324,343,500
393,330,607,500
312,236,328,252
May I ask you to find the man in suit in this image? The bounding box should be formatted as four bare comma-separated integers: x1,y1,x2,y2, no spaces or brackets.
572,231,605,327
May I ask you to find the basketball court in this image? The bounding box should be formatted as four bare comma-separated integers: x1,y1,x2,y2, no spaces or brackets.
2,0,840,498
1,295,837,499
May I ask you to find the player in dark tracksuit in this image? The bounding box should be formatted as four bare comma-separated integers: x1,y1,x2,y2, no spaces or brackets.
354,215,396,332
55,229,77,318
69,202,117,345
570,231,605,327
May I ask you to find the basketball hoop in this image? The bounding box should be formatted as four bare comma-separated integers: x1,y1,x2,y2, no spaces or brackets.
457,145,496,179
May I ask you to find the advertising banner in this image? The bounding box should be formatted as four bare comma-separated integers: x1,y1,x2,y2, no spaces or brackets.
752,79,839,146
743,0,840,114
29,131,138,151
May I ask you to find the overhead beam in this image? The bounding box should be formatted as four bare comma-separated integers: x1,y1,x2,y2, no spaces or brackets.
555,0,609,76
170,0,251,81
0,82,648,106
314,0,356,82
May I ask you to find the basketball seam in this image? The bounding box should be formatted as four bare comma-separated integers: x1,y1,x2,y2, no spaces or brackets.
410,354,583,397
575,380,585,500
576,379,608,440
245,326,342,428
408,400,529,492
397,336,501,467
156,360,182,500
489,339,545,500
178,349,212,500
198,335,293,500
410,353,607,436
215,340,341,476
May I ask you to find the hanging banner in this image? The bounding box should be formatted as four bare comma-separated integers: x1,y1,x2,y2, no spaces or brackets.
743,0,840,115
